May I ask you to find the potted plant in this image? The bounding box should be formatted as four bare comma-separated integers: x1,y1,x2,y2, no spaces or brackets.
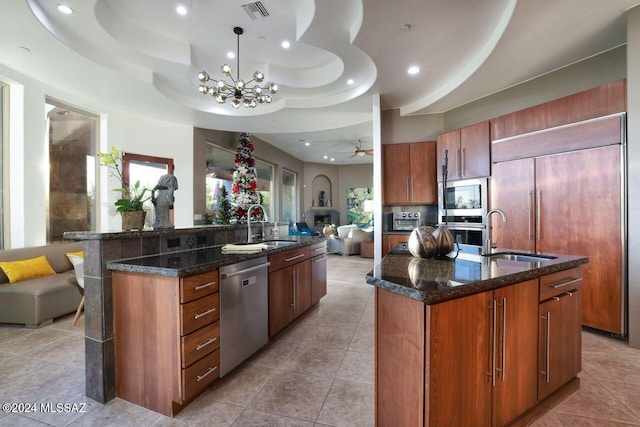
98,147,150,230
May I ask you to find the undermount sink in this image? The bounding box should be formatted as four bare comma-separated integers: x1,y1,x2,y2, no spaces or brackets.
486,252,557,263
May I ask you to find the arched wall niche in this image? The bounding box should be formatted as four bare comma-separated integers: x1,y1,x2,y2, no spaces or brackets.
311,174,332,207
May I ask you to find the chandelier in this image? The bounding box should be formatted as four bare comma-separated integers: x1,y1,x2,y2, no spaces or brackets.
197,27,278,109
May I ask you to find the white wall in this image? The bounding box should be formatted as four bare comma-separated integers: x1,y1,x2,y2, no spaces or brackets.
0,63,194,246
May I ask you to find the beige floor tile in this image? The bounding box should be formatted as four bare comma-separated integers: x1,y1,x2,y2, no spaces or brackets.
529,411,565,426
348,323,374,354
0,413,49,426
249,372,332,422
280,344,346,378
0,361,84,404
232,409,314,426
301,324,357,350
316,380,374,427
552,377,640,424
582,349,640,385
336,350,374,385
0,328,73,355
152,397,243,427
248,339,299,370
24,333,85,367
0,326,33,345
68,398,162,427
203,363,277,406
555,413,640,426
599,380,640,418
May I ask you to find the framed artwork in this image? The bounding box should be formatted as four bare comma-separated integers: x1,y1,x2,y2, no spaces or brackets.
346,187,373,226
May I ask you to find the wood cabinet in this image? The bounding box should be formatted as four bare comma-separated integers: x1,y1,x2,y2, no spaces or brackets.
269,242,326,338
436,121,491,181
538,268,582,400
376,271,582,427
383,141,437,204
491,143,623,334
113,269,220,417
382,233,408,256
310,243,327,305
429,279,538,426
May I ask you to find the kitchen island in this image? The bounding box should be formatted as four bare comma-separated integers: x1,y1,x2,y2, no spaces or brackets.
366,250,588,427
104,235,325,417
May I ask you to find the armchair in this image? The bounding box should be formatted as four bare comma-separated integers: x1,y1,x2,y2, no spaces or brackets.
327,225,373,256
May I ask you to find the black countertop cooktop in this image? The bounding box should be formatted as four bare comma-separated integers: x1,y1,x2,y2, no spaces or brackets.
365,249,588,304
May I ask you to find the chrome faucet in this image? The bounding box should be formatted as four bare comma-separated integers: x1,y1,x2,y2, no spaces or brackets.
484,209,507,255
247,204,269,243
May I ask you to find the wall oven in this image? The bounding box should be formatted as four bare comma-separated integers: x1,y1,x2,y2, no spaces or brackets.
438,178,488,251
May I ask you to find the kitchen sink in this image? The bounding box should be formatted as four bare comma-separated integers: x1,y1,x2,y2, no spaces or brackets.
486,252,557,263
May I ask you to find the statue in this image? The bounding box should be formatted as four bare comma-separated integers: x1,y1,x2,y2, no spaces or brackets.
319,190,326,207
151,174,178,229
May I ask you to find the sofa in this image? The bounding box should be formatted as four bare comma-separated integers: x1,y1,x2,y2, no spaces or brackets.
0,241,84,327
327,225,373,256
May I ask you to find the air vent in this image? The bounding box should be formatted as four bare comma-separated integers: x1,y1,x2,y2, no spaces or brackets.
241,1,269,20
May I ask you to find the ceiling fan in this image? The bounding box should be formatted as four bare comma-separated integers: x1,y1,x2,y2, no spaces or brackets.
349,139,374,158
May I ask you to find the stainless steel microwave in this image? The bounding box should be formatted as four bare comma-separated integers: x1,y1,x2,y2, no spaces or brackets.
438,178,488,224
392,211,421,231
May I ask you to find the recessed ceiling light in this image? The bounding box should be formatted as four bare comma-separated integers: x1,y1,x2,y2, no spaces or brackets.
400,24,411,32
281,40,290,49
323,155,328,159
227,51,235,59
57,4,74,14
408,66,420,75
176,4,188,15
347,79,354,85
330,158,335,162
305,142,310,146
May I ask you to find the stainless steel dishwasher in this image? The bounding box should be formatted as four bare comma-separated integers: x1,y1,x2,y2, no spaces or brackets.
219,256,270,377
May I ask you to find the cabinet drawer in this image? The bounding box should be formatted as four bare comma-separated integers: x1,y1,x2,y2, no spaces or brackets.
540,266,583,301
181,321,220,368
181,293,219,336
309,242,327,256
269,247,310,271
182,349,220,401
180,270,219,303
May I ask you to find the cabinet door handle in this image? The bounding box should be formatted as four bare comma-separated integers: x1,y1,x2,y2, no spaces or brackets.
406,177,410,201
501,298,506,382
527,190,534,242
285,254,305,262
196,365,218,382
552,278,581,289
411,177,415,200
314,256,327,263
492,299,497,387
456,148,462,178
291,269,296,307
536,190,542,241
461,147,466,176
194,307,216,320
196,336,218,351
195,281,216,291
541,311,551,383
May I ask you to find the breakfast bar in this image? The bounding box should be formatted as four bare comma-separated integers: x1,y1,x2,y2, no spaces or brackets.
366,250,588,427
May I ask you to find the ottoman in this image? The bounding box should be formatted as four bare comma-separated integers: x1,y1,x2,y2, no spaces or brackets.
360,240,374,258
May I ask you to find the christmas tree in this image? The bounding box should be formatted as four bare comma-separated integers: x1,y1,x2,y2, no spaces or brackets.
215,185,232,224
231,132,259,221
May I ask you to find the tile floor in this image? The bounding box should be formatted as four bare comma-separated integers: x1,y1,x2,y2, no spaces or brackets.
0,254,639,426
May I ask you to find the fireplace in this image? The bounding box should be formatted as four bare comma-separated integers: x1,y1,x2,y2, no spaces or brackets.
304,209,339,233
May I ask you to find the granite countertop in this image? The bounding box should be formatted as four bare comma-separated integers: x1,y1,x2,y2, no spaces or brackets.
107,236,324,277
366,249,588,304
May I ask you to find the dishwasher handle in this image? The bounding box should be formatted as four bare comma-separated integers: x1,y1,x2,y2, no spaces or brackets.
220,262,271,279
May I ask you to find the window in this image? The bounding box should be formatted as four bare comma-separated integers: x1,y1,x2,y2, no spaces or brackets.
205,143,274,219
122,153,174,228
46,101,98,243
282,168,297,225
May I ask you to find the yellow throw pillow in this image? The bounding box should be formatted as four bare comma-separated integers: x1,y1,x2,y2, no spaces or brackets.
0,255,56,283
66,251,84,266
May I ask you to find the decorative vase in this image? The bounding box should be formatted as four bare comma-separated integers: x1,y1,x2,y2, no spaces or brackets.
432,224,455,256
323,224,334,238
121,211,146,231
408,226,437,258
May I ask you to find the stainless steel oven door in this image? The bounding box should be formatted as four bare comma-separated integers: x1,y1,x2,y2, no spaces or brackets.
445,224,486,251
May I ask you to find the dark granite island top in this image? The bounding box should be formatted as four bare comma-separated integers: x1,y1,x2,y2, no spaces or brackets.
106,235,324,277
365,249,588,304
